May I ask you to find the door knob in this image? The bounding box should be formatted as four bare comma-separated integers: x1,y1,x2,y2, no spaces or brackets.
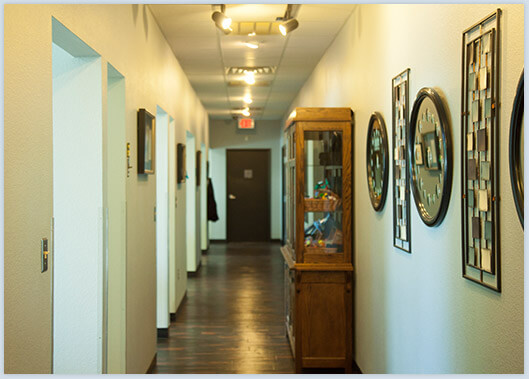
229,194,236,200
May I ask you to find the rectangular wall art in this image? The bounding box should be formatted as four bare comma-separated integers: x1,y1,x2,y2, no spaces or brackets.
137,108,155,175
392,69,411,253
461,10,501,292
177,143,186,183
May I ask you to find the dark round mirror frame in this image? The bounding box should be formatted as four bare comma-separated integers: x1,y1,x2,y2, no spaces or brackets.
408,87,453,227
509,69,524,228
366,112,389,211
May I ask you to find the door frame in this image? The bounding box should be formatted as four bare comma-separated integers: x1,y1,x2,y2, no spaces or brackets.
226,148,271,242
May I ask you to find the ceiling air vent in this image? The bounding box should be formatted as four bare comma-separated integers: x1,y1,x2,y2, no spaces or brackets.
229,21,282,35
228,81,270,87
226,66,276,76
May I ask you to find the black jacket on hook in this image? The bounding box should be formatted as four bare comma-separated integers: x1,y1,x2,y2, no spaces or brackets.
207,178,219,222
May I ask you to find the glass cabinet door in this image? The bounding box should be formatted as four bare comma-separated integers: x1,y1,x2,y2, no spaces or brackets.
285,127,296,261
303,130,343,253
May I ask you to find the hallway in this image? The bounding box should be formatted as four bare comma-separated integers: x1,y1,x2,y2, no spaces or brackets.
4,4,524,375
153,242,295,374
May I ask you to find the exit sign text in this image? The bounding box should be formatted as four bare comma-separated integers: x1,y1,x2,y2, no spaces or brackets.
238,118,255,129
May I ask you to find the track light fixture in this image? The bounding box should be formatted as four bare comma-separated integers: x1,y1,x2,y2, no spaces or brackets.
279,18,299,36
279,4,299,36
211,5,232,34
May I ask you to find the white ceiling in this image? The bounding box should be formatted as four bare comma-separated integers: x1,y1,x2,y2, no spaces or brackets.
150,4,356,120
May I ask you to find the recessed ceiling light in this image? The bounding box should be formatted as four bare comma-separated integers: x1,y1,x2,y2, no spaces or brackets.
242,108,250,117
244,42,259,49
248,32,256,37
243,71,255,85
243,94,253,104
279,18,299,36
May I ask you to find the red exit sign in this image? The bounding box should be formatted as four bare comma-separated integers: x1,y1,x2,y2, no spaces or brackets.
238,118,255,129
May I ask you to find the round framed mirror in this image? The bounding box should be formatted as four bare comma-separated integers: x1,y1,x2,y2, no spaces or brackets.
509,69,524,228
409,88,453,226
366,112,389,211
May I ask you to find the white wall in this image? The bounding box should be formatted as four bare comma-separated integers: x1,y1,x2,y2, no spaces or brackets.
209,119,282,240
287,4,524,374
5,4,209,374
52,41,103,373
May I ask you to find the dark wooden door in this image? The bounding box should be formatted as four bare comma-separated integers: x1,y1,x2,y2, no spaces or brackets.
227,149,270,242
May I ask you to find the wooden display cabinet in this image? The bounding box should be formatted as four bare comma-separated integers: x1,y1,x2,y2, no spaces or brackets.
281,107,354,373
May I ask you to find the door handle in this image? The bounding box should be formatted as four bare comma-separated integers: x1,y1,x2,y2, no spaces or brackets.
229,194,236,200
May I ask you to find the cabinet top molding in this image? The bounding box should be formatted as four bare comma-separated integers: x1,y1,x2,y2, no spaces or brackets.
285,107,353,129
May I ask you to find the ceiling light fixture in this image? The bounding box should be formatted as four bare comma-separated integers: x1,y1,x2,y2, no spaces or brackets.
243,70,255,85
211,5,232,34
243,94,253,104
242,107,251,117
244,42,259,49
248,32,256,37
279,18,299,36
279,4,299,36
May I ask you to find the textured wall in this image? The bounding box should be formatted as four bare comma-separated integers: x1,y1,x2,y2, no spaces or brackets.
287,4,524,374
4,4,209,374
209,119,283,240
5,5,54,373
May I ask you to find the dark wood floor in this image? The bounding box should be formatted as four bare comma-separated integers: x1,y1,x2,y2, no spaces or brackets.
153,242,296,374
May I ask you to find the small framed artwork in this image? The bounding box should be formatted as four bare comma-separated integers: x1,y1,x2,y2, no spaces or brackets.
177,143,186,183
196,150,202,186
137,108,155,175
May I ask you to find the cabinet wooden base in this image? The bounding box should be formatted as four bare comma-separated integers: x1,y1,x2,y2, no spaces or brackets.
291,269,353,373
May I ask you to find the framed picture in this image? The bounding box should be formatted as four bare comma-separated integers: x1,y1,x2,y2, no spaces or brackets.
392,69,411,253
196,150,202,186
177,143,186,183
461,10,501,292
137,108,155,174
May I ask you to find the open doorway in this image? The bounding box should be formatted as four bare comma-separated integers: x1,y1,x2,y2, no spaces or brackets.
200,142,208,252
185,131,199,271
155,107,170,335
52,18,103,373
105,63,127,373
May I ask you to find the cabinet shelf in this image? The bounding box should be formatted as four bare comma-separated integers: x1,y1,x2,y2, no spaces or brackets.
305,164,343,169
304,198,341,212
304,246,341,254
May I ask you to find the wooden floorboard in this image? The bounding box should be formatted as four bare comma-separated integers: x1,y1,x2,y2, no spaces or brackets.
153,242,296,374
